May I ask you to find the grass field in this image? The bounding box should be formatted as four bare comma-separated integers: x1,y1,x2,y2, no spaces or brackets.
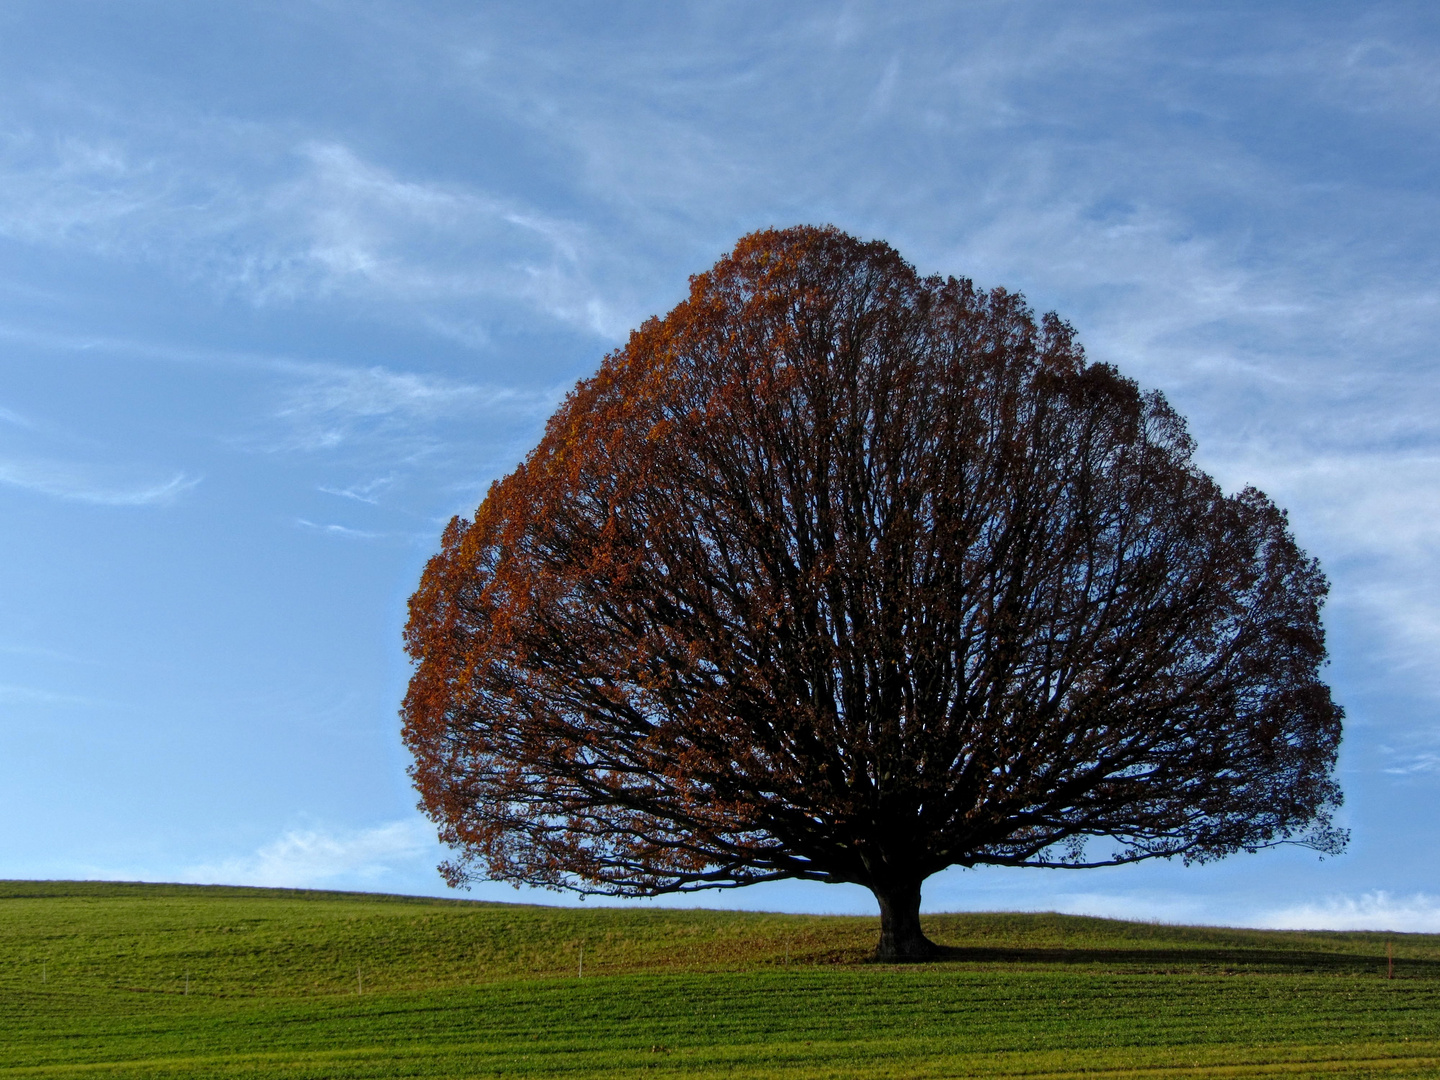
4,881,1439,1078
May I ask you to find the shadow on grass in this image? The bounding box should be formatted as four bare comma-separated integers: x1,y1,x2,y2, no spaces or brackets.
903,943,1436,975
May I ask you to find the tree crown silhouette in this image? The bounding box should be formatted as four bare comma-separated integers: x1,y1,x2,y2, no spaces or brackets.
402,226,1344,960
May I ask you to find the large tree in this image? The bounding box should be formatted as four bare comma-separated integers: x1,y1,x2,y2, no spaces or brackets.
403,226,1344,960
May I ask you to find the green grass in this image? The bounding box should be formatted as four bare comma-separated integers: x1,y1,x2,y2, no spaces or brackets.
4,881,1440,1077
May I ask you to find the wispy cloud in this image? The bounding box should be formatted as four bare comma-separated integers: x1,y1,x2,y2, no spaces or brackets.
277,362,526,422
259,142,626,335
319,476,394,504
0,682,101,707
0,124,630,338
183,820,436,890
262,361,558,454
0,133,170,248
296,518,383,539
0,404,37,429
1203,454,1440,698
1382,751,1440,776
1259,891,1440,933
0,459,199,506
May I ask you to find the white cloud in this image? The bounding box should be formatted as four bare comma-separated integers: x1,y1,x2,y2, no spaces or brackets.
1382,751,1440,776
265,361,558,453
0,133,166,246
0,404,37,429
249,143,627,335
0,682,100,707
0,125,630,337
277,363,523,422
318,476,394,504
184,820,435,890
1258,891,1440,933
296,518,382,539
0,458,199,506
1215,454,1440,691
1246,456,1440,559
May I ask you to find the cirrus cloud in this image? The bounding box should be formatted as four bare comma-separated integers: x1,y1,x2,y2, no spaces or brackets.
183,819,437,890
0,457,199,506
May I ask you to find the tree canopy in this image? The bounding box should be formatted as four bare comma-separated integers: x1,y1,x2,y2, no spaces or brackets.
402,226,1344,959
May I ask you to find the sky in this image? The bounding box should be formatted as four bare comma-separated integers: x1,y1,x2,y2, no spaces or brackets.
1,0,1438,932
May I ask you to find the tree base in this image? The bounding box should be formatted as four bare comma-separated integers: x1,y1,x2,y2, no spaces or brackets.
874,932,939,962
873,882,937,962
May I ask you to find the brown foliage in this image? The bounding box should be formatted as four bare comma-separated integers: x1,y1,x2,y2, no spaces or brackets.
402,226,1343,959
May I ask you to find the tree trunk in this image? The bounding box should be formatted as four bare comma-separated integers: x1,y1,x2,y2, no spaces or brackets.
872,881,937,961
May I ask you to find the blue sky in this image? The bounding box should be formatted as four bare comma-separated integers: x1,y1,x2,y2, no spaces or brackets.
2,1,1439,931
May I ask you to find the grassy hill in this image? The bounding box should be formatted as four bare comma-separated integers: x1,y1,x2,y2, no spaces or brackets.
3,880,1439,1077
